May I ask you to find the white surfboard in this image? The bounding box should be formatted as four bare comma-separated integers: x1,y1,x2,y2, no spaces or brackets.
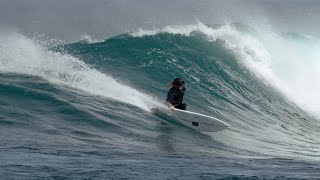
152,106,229,132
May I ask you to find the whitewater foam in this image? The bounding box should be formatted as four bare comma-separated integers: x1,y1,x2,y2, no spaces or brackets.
0,31,157,111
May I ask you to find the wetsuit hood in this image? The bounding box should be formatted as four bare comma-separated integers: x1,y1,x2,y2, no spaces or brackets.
172,78,185,86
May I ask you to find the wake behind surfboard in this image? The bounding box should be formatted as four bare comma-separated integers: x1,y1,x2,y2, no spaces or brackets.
152,106,229,132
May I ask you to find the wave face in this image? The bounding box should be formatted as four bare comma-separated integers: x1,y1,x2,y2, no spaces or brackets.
1,24,320,179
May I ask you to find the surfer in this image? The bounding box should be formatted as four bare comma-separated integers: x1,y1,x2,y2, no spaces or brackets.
166,78,187,110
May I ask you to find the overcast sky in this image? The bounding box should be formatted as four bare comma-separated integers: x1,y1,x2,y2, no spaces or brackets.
0,0,319,42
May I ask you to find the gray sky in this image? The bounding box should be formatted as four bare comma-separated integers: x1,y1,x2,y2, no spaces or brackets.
0,0,319,42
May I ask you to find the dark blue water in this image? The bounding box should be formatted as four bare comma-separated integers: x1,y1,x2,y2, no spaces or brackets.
1,23,320,179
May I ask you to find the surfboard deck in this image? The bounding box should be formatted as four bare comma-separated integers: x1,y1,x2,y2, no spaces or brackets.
152,106,229,132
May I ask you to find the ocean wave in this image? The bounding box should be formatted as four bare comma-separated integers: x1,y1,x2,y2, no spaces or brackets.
1,24,320,161
0,31,158,111
130,22,320,116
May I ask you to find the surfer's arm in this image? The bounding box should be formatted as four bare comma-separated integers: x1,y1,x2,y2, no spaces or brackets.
165,90,176,110
165,101,175,109
166,89,174,104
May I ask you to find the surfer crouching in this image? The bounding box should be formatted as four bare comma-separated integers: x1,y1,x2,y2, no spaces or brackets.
166,78,187,110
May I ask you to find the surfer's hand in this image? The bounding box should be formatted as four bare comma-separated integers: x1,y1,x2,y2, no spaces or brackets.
169,105,175,110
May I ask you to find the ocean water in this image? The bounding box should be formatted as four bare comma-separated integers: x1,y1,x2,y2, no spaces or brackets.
1,23,320,179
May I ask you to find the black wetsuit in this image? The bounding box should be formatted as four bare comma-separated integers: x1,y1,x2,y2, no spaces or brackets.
166,86,187,110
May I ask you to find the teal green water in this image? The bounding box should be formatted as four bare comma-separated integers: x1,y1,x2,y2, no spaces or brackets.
1,23,320,179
